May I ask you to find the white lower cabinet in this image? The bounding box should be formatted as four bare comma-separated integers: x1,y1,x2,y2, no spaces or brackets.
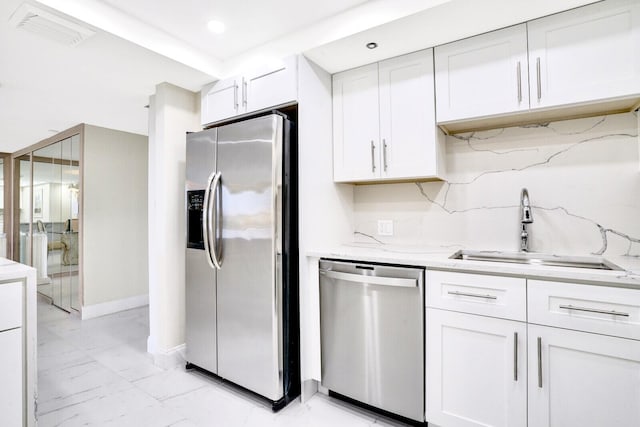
426,308,527,427
0,327,23,426
528,324,640,427
426,271,640,427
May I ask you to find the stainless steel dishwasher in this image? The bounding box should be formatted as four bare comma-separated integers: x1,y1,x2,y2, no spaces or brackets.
319,259,425,422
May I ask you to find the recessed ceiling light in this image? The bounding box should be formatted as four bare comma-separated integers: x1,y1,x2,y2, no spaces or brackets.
366,42,378,49
207,20,225,34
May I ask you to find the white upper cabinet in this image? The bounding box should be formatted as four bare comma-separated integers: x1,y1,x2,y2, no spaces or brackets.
435,24,529,123
333,49,444,183
379,49,441,180
201,56,297,126
433,0,640,132
243,56,297,113
332,63,380,182
528,0,640,110
201,77,240,125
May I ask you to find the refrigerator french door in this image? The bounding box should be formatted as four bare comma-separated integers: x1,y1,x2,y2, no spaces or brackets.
185,113,299,410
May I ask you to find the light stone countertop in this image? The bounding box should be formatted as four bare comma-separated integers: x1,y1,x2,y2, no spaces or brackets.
0,256,37,280
307,243,640,289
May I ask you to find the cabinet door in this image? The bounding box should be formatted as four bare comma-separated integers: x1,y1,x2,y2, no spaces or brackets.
426,309,527,427
244,55,297,113
435,24,529,122
379,49,439,180
0,328,23,427
201,77,239,125
528,324,640,427
528,0,640,109
332,63,380,182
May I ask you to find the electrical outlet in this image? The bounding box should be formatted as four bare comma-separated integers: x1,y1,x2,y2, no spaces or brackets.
377,220,393,236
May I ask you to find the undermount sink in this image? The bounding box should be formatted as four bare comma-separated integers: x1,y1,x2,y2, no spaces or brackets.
449,250,624,271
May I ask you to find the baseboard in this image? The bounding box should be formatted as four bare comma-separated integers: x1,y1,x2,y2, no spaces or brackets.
81,294,149,320
150,343,186,370
301,379,318,403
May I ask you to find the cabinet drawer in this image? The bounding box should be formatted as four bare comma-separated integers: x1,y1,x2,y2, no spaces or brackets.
528,280,640,340
427,271,526,321
0,282,22,331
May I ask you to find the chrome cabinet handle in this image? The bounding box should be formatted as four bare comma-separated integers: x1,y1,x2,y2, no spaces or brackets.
370,140,376,173
537,337,543,388
536,57,541,101
516,61,522,103
242,77,247,107
559,304,630,317
211,171,223,269
234,82,239,110
202,171,216,269
447,290,498,300
513,332,518,382
382,139,388,172
319,269,417,288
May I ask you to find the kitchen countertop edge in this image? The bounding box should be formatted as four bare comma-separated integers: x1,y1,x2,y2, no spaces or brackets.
307,244,640,290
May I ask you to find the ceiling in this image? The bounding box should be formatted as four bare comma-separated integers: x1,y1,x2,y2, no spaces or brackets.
1,0,597,154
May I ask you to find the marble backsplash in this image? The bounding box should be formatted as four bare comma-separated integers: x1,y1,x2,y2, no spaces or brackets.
353,111,640,257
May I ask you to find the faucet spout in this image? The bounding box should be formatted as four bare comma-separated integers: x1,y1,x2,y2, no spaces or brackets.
520,188,533,224
519,188,533,252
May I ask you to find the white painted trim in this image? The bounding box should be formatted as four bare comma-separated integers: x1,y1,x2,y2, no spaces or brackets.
150,343,186,370
81,294,149,320
301,379,318,403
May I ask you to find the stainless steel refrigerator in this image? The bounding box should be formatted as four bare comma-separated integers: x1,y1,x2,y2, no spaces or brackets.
185,113,299,410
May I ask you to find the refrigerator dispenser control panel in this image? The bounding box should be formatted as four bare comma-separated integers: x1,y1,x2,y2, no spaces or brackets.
187,190,205,250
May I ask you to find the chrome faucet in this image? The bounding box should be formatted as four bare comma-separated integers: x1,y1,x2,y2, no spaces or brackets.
519,188,533,252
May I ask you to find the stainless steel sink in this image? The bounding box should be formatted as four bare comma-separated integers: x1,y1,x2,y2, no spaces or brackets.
449,250,624,271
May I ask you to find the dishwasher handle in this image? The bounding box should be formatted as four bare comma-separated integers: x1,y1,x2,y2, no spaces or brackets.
319,269,417,288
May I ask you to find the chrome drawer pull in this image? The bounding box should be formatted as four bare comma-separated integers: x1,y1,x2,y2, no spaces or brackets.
516,61,522,103
447,291,497,300
537,337,542,388
513,332,518,382
320,269,417,288
559,304,630,317
370,140,376,173
536,57,541,101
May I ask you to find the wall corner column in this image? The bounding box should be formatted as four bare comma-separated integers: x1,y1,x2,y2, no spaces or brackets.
147,82,200,368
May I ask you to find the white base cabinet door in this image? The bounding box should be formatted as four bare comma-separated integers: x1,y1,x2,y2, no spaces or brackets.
528,0,640,109
426,308,527,427
0,328,23,427
528,324,640,427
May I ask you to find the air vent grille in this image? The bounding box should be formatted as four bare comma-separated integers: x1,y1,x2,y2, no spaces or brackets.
9,3,95,46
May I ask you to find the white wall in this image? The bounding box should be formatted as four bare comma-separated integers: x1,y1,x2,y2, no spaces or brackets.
147,82,200,367
83,125,148,309
353,112,640,256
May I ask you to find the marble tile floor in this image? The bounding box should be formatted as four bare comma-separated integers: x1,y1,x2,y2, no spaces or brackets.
37,298,412,427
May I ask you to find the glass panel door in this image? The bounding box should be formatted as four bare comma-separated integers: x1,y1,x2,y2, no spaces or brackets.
31,136,80,312
0,157,5,258
13,154,32,268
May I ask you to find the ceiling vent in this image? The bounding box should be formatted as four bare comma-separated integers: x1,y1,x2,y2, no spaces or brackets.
9,3,95,46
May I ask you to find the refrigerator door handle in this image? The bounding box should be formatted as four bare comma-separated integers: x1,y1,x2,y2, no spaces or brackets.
211,171,223,269
202,171,216,269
